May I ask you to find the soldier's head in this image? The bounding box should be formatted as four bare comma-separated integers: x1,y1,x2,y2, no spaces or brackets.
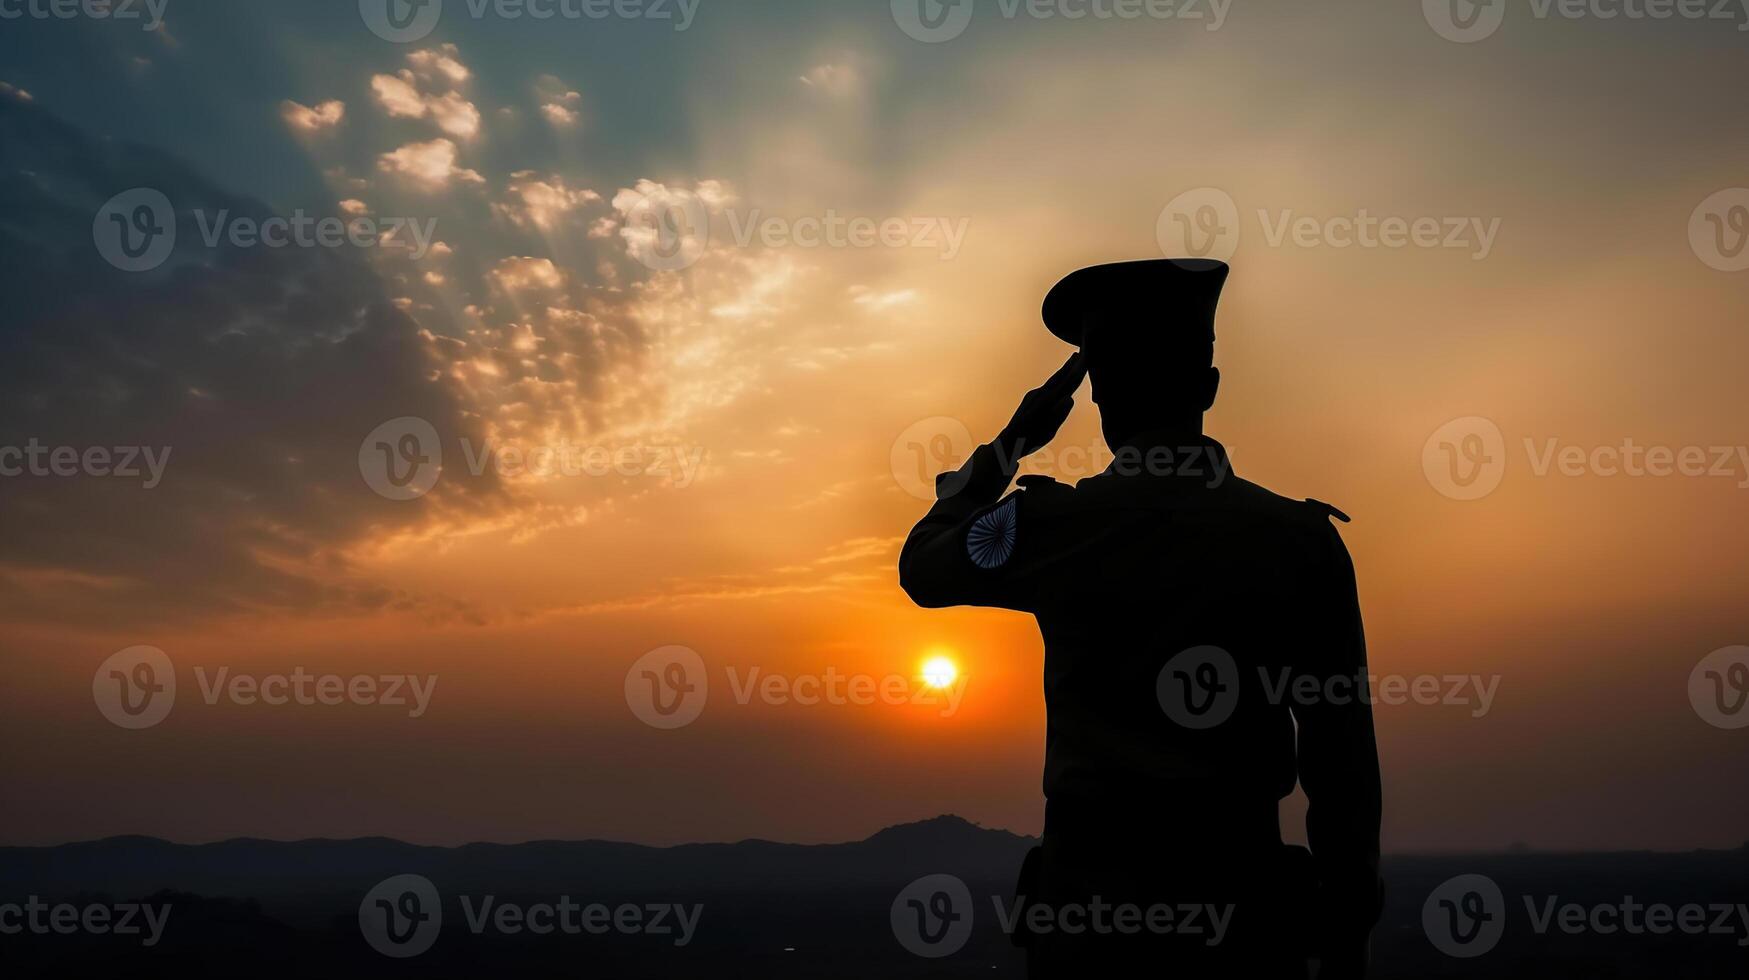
1042,259,1227,449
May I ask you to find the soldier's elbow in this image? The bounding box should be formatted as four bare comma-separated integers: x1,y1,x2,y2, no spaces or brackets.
898,570,948,608
898,553,954,609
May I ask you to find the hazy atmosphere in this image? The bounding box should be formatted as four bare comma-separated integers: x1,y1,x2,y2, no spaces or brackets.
2,0,1746,858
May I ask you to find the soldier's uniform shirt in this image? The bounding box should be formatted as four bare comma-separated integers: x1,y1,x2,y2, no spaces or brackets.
899,436,1382,946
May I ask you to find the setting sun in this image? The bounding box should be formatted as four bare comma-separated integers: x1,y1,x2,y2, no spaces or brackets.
921,655,959,689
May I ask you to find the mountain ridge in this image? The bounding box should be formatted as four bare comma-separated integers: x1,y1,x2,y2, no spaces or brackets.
0,813,1029,854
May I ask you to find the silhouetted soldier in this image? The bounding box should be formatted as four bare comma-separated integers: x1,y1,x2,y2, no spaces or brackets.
899,260,1382,978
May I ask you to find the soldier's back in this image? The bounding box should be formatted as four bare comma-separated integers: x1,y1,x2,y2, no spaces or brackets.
1022,458,1348,810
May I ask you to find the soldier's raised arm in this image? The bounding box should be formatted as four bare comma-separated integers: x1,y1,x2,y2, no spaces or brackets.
1292,517,1383,978
898,354,1084,612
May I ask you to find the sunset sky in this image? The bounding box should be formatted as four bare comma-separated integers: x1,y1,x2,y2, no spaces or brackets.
0,0,1745,852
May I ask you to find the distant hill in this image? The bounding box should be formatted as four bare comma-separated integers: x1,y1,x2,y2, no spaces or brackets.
0,815,1034,919
2,819,1745,979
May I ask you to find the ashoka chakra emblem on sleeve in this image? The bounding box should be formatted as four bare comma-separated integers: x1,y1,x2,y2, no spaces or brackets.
966,497,1018,569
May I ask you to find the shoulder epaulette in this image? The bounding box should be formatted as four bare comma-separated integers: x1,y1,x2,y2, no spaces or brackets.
1304,498,1352,524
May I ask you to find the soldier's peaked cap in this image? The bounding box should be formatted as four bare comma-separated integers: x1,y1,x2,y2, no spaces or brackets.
1041,259,1229,347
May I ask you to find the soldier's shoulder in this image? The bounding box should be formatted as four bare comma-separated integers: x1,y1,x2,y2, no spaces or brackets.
1225,477,1352,529
1012,472,1140,527
1301,497,1353,525
1013,473,1081,509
